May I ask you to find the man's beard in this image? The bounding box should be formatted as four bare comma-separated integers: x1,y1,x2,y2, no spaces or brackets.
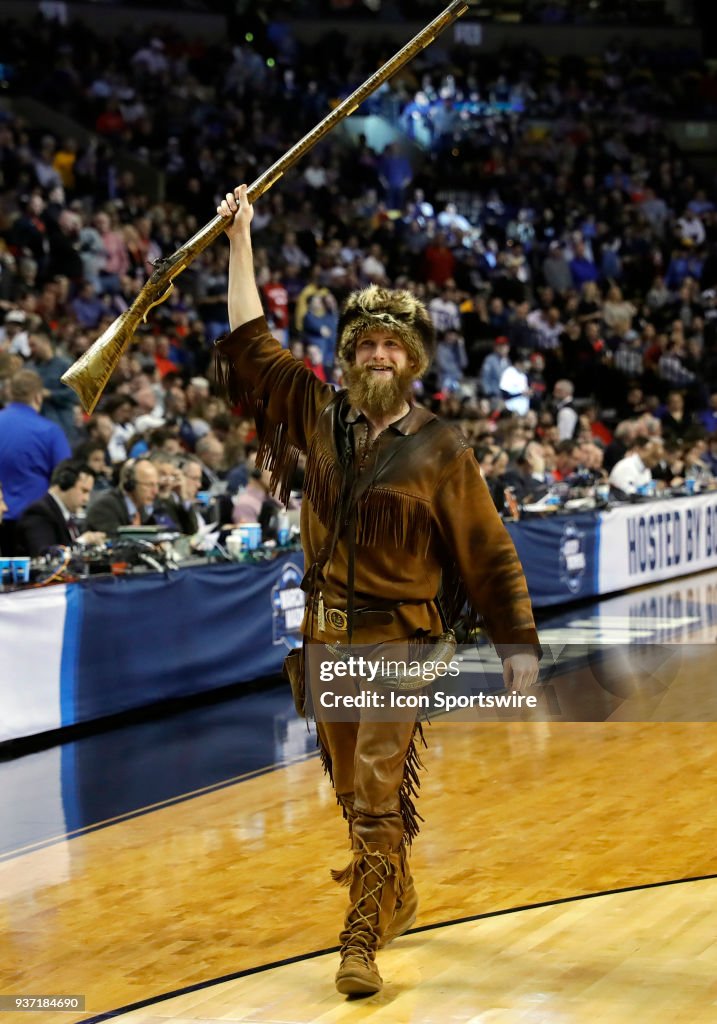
344,363,415,418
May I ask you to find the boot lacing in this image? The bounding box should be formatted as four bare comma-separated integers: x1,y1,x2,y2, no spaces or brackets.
341,851,393,961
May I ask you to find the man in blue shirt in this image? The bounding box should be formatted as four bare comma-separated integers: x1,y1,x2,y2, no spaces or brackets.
0,369,71,554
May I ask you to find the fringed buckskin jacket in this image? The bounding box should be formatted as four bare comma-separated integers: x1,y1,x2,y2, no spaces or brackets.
215,316,540,654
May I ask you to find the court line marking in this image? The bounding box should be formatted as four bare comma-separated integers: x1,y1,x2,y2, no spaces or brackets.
76,870,717,1024
0,751,319,862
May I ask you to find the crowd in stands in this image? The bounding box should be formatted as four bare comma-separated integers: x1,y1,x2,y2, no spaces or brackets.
114,0,695,28
1,8,717,558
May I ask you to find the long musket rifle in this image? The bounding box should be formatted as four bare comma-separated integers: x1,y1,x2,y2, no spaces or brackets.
61,1,470,413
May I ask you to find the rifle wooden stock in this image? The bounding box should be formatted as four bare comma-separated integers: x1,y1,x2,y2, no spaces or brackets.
61,0,469,413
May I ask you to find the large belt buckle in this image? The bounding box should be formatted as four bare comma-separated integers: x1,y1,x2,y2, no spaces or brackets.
325,607,348,631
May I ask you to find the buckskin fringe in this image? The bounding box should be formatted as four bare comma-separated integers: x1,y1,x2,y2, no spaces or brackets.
400,722,427,846
213,347,301,507
439,561,480,637
302,438,343,529
256,420,302,508
357,490,432,557
318,724,426,848
213,345,251,410
331,861,354,886
318,731,334,786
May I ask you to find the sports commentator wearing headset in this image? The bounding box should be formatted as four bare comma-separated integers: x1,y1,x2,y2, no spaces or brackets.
85,458,160,536
16,460,107,555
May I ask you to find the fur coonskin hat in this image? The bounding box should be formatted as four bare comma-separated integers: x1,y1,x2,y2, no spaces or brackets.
336,284,435,377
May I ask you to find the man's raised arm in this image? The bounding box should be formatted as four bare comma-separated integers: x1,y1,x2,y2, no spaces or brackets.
219,185,264,330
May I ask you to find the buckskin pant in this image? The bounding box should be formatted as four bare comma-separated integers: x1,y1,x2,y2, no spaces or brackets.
307,642,425,851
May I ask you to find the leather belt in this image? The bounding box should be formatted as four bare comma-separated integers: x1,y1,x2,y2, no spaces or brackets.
309,595,398,632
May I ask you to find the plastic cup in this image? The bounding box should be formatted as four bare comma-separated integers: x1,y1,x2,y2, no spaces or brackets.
226,532,243,559
10,557,31,584
238,523,262,550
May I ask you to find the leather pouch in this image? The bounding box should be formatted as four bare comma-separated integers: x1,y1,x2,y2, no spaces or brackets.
283,645,306,719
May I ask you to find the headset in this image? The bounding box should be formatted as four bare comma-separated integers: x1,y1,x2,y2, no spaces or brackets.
51,461,92,492
120,458,156,495
119,460,137,494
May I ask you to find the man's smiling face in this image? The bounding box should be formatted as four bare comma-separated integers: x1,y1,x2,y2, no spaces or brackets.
345,329,416,418
354,329,412,375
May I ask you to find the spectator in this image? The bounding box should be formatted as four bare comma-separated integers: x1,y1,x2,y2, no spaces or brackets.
479,337,511,403
602,285,637,334
501,441,550,504
553,380,578,440
527,306,564,351
73,440,112,493
94,211,130,293
377,143,413,211
552,440,581,482
423,232,455,286
698,392,717,434
104,393,139,464
16,460,105,555
472,443,505,513
232,460,275,526
85,458,159,534
149,452,187,531
360,243,389,286
660,390,693,440
604,419,638,472
609,436,664,495
26,331,79,440
0,310,31,358
195,433,226,495
675,210,706,249
71,281,105,329
542,242,572,296
0,369,72,553
176,455,205,534
428,282,462,335
304,342,329,383
302,293,338,367
499,352,532,416
262,270,290,347
435,329,468,393
569,239,599,289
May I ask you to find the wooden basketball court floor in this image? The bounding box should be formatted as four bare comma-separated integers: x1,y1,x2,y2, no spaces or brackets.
2,570,717,1023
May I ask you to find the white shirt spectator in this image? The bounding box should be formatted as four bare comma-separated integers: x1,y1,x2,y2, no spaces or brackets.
676,212,706,248
499,365,530,415
131,39,168,76
0,312,31,358
428,295,461,333
609,452,651,494
304,164,329,189
361,252,388,284
527,309,563,350
107,422,136,465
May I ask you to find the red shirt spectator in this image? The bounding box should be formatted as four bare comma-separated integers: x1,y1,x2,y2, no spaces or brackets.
423,234,455,286
262,275,290,332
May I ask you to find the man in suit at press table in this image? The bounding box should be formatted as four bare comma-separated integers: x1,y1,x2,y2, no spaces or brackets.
85,458,160,536
16,460,106,555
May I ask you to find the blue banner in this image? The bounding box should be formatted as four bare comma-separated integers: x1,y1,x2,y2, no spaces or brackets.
74,555,305,723
506,512,601,607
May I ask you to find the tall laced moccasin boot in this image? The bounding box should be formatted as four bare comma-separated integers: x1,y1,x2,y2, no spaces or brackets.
379,845,418,947
334,838,401,996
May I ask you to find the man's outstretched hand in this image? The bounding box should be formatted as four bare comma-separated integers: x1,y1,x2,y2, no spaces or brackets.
503,652,540,694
